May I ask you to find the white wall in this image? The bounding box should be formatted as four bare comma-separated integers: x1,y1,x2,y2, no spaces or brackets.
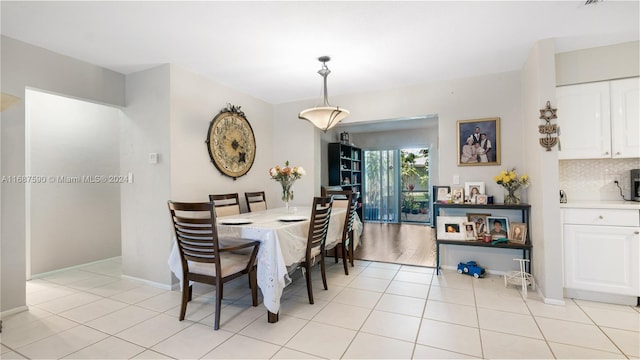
556,41,639,86
27,90,122,275
168,65,275,206
349,126,437,151
119,64,275,288
522,39,563,302
120,65,173,286
273,102,322,205
1,36,125,314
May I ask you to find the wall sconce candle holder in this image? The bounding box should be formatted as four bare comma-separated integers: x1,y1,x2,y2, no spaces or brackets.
538,100,558,151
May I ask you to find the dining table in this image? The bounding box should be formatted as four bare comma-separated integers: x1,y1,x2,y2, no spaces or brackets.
168,205,362,323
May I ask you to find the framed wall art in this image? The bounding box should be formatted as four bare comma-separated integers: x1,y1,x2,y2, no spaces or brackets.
457,117,501,166
206,104,256,179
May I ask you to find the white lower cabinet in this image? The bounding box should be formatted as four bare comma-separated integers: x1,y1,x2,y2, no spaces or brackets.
564,224,639,296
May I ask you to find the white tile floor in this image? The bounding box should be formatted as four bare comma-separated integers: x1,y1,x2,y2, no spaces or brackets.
2,257,639,359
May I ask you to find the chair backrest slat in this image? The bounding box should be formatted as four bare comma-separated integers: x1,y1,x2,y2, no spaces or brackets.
307,196,333,254
344,198,357,243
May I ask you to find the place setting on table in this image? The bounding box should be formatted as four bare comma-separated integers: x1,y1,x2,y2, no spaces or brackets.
217,210,309,226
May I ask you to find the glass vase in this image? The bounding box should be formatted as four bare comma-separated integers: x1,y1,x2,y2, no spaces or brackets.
504,187,521,205
281,180,295,210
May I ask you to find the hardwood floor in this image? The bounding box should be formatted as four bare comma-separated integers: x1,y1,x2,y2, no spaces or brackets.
353,222,436,267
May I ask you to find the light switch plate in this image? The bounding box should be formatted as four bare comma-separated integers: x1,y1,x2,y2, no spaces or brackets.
148,153,158,164
453,175,460,185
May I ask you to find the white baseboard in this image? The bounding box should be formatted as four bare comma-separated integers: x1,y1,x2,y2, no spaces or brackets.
30,256,122,280
538,288,566,305
120,275,174,291
30,256,177,292
1,305,29,319
564,288,639,306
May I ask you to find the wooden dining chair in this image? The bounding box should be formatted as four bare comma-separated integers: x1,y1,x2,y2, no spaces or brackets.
298,196,333,304
167,201,260,330
323,189,357,274
322,187,352,209
244,191,267,212
209,193,241,217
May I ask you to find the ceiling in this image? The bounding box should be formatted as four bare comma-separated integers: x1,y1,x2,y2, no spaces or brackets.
2,1,638,104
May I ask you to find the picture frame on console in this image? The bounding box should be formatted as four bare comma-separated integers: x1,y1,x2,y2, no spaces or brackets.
437,216,468,241
463,222,477,241
487,216,509,239
433,186,451,203
467,213,491,238
509,222,527,244
451,187,464,204
465,181,485,203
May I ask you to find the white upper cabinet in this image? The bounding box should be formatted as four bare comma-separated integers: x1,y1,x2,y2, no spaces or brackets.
556,78,639,160
611,78,640,158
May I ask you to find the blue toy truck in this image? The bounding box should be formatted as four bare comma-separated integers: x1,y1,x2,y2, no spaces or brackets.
457,261,486,278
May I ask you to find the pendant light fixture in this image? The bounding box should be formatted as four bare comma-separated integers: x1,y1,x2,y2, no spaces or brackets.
298,56,350,131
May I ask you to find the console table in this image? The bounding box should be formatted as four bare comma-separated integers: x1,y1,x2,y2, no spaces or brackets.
434,203,532,275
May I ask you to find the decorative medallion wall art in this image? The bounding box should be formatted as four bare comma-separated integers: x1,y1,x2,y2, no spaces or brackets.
206,104,256,180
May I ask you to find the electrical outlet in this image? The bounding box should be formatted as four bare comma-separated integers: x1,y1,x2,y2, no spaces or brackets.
604,174,621,184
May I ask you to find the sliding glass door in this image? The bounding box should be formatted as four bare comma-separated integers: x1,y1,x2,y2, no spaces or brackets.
400,147,430,224
362,147,431,225
362,149,400,223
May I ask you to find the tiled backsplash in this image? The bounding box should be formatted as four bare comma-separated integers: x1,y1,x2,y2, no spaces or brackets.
559,158,640,201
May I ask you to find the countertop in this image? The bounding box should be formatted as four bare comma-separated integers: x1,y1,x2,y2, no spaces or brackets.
560,200,640,210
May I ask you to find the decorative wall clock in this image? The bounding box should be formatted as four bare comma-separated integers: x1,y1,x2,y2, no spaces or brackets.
206,104,256,179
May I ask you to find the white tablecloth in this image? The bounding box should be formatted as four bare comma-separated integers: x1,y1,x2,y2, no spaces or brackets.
168,206,362,314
